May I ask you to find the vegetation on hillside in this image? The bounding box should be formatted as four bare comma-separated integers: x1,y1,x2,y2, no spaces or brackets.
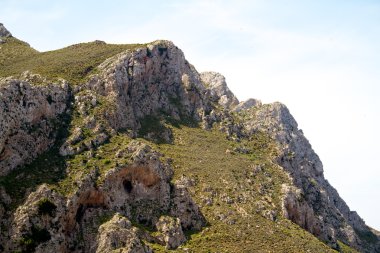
0,38,359,252
0,37,142,84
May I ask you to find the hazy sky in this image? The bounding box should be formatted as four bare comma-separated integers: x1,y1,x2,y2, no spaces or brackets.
1,0,379,230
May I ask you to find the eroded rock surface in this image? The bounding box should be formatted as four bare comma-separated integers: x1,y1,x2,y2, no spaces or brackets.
233,98,262,112
1,32,379,252
5,141,205,252
156,216,186,249
96,213,151,253
241,102,380,252
0,23,12,38
200,71,239,109
0,76,70,175
86,40,211,132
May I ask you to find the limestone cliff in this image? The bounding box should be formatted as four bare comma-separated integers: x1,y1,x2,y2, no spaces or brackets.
0,73,70,175
239,103,380,252
200,71,239,109
0,23,12,40
0,23,379,252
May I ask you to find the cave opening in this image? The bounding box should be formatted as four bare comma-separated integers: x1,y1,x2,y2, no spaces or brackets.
123,179,133,193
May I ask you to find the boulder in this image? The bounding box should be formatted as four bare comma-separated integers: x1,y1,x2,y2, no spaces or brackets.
200,71,239,109
233,98,262,112
0,77,70,175
96,213,151,253
156,216,186,249
0,23,12,38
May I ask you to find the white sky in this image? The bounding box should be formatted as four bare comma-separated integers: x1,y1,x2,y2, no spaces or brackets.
1,0,379,230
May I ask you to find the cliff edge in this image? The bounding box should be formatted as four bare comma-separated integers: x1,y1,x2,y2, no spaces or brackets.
0,24,378,252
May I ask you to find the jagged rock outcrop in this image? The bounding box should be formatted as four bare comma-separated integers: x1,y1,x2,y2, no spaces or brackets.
96,213,151,253
200,71,239,109
8,185,67,252
86,40,211,133
58,91,109,156
0,25,379,252
0,23,12,44
0,23,12,38
5,141,205,252
156,216,186,249
233,98,262,112
59,40,214,156
0,74,70,175
241,102,380,252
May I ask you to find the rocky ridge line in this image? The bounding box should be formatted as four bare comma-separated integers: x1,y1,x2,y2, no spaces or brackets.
0,22,379,252
0,23,12,38
238,102,380,252
0,72,70,175
5,141,205,252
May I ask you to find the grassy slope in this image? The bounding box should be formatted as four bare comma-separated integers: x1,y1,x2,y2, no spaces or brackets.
146,125,337,252
0,39,357,252
0,122,338,252
0,37,142,84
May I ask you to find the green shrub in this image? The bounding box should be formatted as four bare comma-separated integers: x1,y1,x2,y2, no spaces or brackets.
37,198,57,216
19,225,51,253
0,38,143,85
354,228,379,244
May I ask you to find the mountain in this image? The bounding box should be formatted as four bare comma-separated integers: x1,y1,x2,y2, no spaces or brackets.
0,23,379,253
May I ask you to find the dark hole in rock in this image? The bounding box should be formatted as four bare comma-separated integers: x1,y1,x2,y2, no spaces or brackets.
137,215,149,225
47,95,53,104
75,204,85,222
123,179,133,193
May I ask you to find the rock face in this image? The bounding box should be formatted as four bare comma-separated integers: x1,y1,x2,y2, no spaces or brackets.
200,71,239,109
0,75,70,175
233,98,262,112
241,102,380,252
86,40,211,133
0,23,12,38
5,141,205,252
0,29,379,252
156,216,186,249
96,213,151,253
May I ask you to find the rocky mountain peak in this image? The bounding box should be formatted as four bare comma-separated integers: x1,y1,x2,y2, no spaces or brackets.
233,98,263,112
200,71,239,109
0,34,379,252
0,23,12,38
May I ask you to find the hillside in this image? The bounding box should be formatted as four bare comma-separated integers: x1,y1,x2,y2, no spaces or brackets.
0,23,379,253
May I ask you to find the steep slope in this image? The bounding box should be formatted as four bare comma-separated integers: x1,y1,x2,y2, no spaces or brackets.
0,24,378,252
0,23,12,38
238,103,380,252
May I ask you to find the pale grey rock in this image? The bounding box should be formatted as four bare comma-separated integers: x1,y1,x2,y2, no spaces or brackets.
244,102,323,177
170,183,206,231
7,184,68,252
91,98,97,106
281,184,320,235
4,141,204,252
96,213,151,253
101,142,173,225
86,40,210,133
68,127,84,145
2,36,377,252
0,23,12,38
156,216,186,249
0,78,70,175
176,175,197,188
233,98,262,112
245,102,379,252
200,71,239,109
59,90,109,157
92,132,109,147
